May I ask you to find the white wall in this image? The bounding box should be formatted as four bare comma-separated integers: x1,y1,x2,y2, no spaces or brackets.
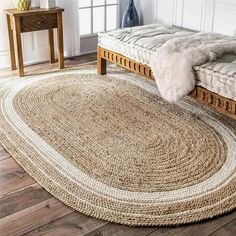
138,0,236,36
0,0,80,69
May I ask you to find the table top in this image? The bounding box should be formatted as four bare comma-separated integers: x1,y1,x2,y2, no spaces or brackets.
4,7,64,16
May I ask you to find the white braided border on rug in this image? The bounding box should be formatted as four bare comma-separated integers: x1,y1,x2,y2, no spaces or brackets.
0,69,235,226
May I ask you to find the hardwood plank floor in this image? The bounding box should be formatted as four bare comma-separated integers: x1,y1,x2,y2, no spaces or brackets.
0,158,35,196
0,149,11,161
25,212,108,236
1,198,73,236
0,55,235,236
0,183,51,218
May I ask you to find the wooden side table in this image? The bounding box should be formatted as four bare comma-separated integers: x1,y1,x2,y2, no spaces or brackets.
4,7,64,77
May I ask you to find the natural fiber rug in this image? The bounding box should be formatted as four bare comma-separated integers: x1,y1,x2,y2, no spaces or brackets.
0,65,235,226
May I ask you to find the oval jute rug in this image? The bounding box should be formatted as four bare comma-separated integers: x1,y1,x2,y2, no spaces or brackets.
0,67,235,226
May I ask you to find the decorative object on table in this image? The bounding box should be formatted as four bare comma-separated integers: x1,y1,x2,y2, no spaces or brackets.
40,0,56,9
13,0,31,10
4,7,64,77
122,0,140,28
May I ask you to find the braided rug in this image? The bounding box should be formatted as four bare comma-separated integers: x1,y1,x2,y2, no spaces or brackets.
0,66,235,226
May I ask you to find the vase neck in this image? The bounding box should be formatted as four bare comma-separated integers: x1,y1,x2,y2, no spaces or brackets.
129,0,134,6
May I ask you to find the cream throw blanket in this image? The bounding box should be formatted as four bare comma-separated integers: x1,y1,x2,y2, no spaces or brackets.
150,33,236,102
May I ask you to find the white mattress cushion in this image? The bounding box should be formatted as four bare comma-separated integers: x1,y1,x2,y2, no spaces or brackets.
98,24,194,65
98,24,236,101
194,54,236,101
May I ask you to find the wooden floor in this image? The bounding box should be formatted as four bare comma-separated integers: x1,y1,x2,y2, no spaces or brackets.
0,54,235,236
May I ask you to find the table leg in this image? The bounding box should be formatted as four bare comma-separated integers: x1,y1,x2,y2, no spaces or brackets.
57,12,64,69
6,15,16,70
14,17,24,77
48,29,55,63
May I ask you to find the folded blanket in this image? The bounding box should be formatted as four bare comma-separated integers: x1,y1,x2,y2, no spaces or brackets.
150,33,236,102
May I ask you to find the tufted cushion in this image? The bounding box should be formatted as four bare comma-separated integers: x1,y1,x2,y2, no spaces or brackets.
98,24,194,65
194,54,236,101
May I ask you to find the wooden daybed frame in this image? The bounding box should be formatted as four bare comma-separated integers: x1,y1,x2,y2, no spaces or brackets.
97,46,236,119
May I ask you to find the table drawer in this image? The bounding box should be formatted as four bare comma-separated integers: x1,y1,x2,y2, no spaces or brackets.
20,13,57,32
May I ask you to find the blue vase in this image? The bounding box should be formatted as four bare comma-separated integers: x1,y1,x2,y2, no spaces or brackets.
122,0,140,28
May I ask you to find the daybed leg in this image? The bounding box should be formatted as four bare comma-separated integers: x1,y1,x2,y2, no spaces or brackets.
97,57,107,75
97,49,107,75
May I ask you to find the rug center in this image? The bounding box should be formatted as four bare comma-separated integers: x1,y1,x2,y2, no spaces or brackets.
13,74,228,192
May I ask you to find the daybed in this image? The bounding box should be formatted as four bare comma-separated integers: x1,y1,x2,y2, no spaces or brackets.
97,24,236,119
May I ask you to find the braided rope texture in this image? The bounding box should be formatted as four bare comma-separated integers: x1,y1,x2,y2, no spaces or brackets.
0,67,235,226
